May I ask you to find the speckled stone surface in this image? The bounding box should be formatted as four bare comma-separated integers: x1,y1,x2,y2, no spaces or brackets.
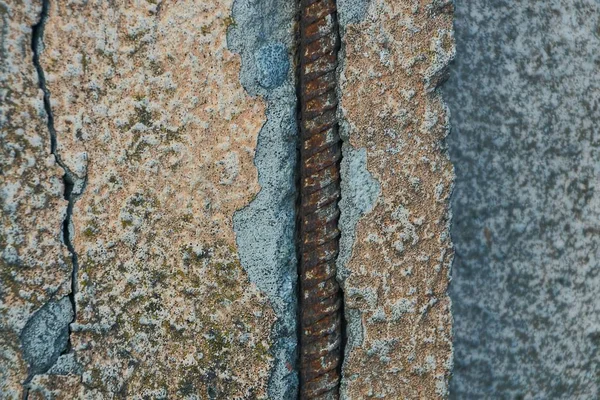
337,0,455,398
0,2,73,398
1,0,284,397
446,1,600,398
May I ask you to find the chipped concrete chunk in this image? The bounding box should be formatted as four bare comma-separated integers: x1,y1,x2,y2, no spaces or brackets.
21,297,73,376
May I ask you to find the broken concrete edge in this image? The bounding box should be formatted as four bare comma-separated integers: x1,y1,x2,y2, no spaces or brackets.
228,0,299,398
427,8,457,394
440,42,457,400
20,1,82,392
335,0,379,396
336,0,456,397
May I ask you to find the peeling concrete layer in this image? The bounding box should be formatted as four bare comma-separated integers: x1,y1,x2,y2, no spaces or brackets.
10,0,280,397
447,1,600,398
0,2,72,398
337,0,455,397
228,0,298,397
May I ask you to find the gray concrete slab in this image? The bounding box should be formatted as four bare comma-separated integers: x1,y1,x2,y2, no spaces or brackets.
446,1,600,398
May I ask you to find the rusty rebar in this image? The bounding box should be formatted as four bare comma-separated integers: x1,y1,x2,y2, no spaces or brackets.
298,0,343,398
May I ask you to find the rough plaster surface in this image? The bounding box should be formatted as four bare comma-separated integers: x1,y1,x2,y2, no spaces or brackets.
446,1,600,398
0,1,73,397
228,0,299,397
0,0,285,397
337,0,455,398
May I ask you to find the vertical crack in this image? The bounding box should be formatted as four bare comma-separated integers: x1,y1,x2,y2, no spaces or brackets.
297,0,345,398
25,1,86,395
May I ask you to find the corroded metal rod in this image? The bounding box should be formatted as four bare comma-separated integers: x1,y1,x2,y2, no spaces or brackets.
298,0,343,398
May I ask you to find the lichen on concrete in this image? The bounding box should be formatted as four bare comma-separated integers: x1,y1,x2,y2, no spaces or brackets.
446,1,600,398
228,0,299,397
336,0,455,397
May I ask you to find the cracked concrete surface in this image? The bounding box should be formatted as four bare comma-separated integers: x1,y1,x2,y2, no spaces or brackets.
3,0,284,397
4,0,600,398
0,1,73,397
447,1,600,398
19,0,600,397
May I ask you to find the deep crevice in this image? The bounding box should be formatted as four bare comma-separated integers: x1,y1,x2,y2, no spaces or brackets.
27,0,85,393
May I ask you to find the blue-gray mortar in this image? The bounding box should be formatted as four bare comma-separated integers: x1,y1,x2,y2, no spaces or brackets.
227,0,298,398
337,145,380,287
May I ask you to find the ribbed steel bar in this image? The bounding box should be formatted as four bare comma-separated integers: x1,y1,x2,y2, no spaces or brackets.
298,0,343,398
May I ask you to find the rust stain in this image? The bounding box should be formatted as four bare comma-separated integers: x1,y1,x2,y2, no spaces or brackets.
298,0,343,398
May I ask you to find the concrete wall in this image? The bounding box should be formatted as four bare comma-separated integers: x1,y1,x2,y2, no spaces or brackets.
1,0,456,398
8,0,600,398
446,1,600,398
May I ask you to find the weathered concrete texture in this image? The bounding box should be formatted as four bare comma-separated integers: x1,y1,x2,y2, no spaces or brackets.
28,0,279,397
228,0,299,397
337,0,455,398
0,2,73,398
446,1,600,398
